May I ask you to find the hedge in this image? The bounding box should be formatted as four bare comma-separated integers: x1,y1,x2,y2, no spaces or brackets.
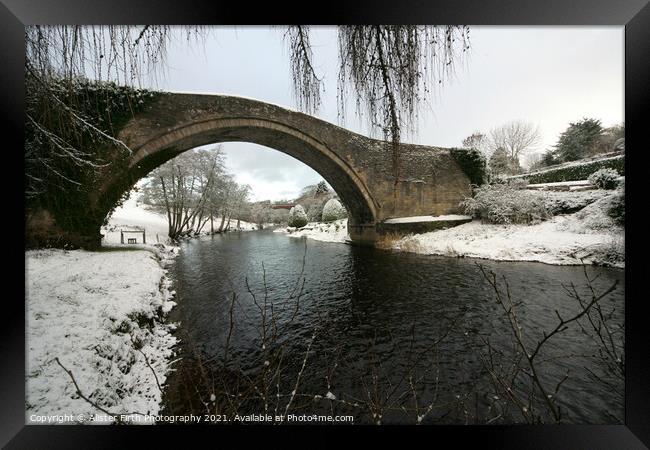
510,155,624,184
450,148,487,186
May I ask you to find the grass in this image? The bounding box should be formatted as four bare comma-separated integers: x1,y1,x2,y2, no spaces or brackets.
375,232,403,249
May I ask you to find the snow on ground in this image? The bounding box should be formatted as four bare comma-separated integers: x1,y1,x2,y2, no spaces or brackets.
101,195,256,245
274,218,349,244
541,189,610,213
218,219,258,232
26,246,179,424
103,196,169,244
391,192,624,268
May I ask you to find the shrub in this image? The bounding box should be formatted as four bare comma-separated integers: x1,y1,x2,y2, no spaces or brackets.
508,178,529,189
321,199,347,222
288,205,308,228
460,184,551,225
307,202,325,222
490,174,508,185
607,188,625,226
588,168,620,190
542,191,603,215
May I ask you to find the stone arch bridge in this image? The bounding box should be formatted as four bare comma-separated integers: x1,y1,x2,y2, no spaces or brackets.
27,92,477,248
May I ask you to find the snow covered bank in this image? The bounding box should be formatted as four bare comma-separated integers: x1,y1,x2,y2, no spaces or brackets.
274,218,349,244
26,246,179,424
390,193,624,268
102,195,257,245
103,196,169,244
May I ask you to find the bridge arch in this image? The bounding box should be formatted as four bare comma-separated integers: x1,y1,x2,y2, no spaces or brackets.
129,118,377,223
97,94,383,243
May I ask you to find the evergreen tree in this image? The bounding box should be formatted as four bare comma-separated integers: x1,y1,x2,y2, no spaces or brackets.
315,181,330,195
555,118,604,162
489,147,520,176
532,149,561,169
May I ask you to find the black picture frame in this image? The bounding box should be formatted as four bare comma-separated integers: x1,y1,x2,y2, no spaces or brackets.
3,0,649,447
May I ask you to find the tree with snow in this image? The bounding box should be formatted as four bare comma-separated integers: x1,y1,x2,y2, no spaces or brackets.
489,147,521,176
488,120,541,169
321,199,348,222
554,118,605,161
315,181,330,195
307,202,325,222
588,168,620,190
288,205,308,228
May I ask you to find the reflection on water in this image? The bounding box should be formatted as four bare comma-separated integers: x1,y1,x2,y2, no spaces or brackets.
163,231,624,424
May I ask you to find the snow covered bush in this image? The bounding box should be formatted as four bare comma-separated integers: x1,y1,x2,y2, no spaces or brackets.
307,202,325,222
589,168,620,190
321,199,347,222
508,178,529,189
542,190,606,215
461,184,551,224
288,205,308,228
607,188,625,226
489,174,508,185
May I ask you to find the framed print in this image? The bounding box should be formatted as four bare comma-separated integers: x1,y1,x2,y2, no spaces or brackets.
2,0,649,447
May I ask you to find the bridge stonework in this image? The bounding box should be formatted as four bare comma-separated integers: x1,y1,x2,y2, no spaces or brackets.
28,93,475,247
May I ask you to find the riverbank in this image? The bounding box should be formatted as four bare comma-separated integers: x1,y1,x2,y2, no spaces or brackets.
274,218,349,243
25,245,179,424
388,190,624,268
272,190,624,267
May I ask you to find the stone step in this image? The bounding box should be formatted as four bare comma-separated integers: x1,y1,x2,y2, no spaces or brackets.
378,215,473,235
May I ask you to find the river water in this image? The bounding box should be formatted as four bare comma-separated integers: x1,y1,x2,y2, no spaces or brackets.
162,231,624,424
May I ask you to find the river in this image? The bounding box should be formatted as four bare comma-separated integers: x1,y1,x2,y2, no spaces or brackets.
161,230,624,424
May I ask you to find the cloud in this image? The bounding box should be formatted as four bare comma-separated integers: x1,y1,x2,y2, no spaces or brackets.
221,143,324,201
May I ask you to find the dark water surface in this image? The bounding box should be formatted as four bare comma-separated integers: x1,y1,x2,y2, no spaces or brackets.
162,231,624,424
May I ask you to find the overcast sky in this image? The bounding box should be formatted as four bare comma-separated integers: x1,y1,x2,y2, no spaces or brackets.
142,26,623,201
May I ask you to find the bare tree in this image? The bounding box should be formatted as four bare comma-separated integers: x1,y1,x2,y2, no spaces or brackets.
476,263,621,424
462,131,491,159
140,148,226,240
488,121,541,169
